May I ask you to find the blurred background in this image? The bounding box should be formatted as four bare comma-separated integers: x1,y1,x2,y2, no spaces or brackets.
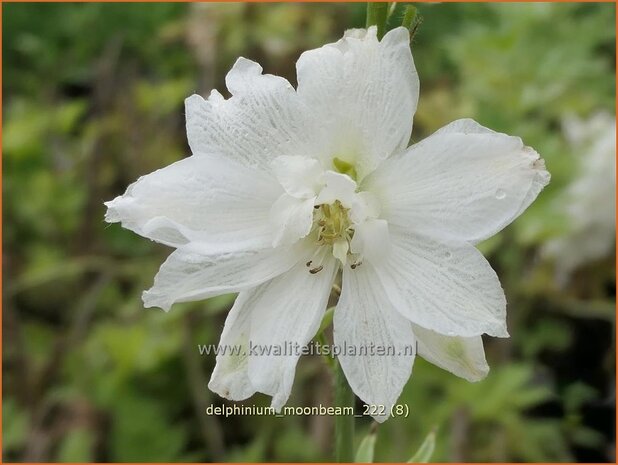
3,2,616,462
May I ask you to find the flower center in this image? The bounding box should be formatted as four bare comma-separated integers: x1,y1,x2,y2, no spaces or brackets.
269,155,388,272
305,199,361,273
315,201,353,246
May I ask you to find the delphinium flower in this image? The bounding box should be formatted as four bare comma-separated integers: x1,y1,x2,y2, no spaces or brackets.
105,26,549,421
543,112,615,284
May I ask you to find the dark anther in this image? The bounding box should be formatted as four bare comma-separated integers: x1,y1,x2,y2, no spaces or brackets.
306,260,312,267
309,265,324,274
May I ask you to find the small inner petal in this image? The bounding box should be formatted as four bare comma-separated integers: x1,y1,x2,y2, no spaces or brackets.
269,161,387,269
315,171,358,207
271,155,323,199
333,239,350,264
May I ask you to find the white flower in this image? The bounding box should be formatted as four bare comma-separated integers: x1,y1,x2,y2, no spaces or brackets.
543,112,615,283
105,27,550,421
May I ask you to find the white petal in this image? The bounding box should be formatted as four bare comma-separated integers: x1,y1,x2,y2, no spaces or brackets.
271,155,324,199
208,294,256,401
104,155,279,250
332,239,349,264
334,263,416,422
432,117,495,136
142,241,308,311
296,27,419,179
247,256,338,410
270,194,315,247
413,325,489,382
349,218,391,265
341,27,375,41
315,171,357,207
349,191,381,223
364,119,550,244
376,227,508,338
185,58,320,171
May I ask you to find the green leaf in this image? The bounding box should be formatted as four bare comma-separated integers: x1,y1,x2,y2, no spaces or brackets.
407,428,436,463
110,393,187,462
355,431,377,463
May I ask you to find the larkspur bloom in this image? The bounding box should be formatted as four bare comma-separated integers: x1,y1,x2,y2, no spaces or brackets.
105,26,550,421
543,112,615,283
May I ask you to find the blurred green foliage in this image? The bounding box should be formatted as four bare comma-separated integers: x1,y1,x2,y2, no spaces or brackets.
3,3,615,463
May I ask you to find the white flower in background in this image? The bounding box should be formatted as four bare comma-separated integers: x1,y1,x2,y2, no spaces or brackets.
105,26,549,421
543,112,615,283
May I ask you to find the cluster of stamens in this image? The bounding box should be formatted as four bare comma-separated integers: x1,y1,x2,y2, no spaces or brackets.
304,200,362,274
314,201,352,246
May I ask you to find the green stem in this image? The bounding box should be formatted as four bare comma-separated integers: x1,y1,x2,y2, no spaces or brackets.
402,5,417,30
366,2,389,40
334,360,355,462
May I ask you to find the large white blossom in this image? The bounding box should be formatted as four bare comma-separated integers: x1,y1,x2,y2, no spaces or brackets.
105,26,550,421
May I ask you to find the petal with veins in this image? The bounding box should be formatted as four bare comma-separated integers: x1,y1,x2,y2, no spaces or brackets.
247,256,338,410
413,325,489,382
296,26,419,179
350,218,390,265
376,226,508,338
142,240,309,311
186,58,322,171
209,294,256,401
431,117,495,136
104,154,280,250
335,263,416,422
364,118,550,244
